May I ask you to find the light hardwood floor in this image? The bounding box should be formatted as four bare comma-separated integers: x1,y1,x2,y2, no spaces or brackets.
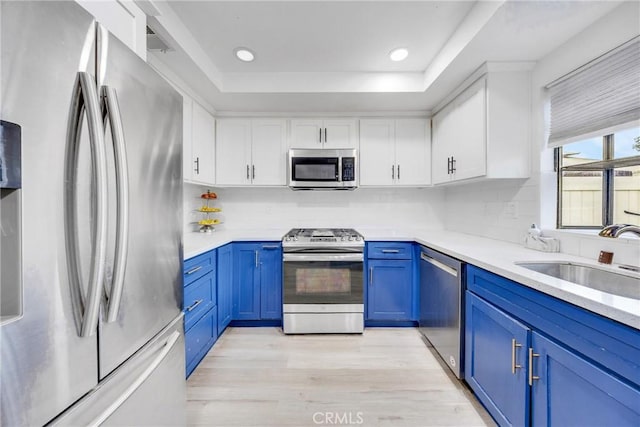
187,327,493,427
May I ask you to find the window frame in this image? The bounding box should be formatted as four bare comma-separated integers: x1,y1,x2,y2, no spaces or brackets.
556,133,640,229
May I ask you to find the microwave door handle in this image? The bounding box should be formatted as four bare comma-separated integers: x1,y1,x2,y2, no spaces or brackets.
65,72,108,338
101,85,130,323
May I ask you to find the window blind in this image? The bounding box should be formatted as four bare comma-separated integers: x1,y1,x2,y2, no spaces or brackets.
547,36,640,147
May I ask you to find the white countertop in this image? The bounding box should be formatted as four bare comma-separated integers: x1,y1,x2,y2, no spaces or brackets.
184,228,640,330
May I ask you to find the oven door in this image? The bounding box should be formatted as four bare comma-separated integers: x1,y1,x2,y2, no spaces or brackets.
283,253,363,307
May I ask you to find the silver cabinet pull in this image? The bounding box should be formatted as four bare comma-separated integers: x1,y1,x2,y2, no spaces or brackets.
511,339,523,374
255,250,259,268
186,266,202,275
420,253,458,277
65,71,108,338
319,128,322,143
246,164,250,180
186,299,203,312
194,157,200,174
381,249,400,254
397,164,400,180
391,165,395,179
528,348,540,386
252,164,255,180
324,127,327,143
369,267,373,285
101,85,130,323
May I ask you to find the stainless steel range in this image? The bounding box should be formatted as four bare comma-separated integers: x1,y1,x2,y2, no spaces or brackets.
282,228,364,334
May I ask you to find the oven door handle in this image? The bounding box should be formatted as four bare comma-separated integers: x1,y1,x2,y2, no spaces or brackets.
283,253,364,262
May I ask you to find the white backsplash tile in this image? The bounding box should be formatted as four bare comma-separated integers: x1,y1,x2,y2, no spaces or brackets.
184,183,446,235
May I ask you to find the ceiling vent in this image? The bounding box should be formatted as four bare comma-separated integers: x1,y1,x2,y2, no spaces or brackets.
146,26,173,52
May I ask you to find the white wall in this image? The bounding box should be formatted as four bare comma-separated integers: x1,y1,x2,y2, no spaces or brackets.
184,183,445,234
443,1,640,258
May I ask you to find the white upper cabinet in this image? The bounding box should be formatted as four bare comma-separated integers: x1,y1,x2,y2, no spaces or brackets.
216,118,287,186
290,119,358,149
360,118,430,186
75,0,146,59
251,119,288,186
431,66,531,185
187,101,216,185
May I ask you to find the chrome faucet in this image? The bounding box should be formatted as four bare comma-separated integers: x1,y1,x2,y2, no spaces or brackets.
599,224,640,238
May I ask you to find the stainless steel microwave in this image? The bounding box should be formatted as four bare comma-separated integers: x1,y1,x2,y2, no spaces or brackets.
288,148,358,190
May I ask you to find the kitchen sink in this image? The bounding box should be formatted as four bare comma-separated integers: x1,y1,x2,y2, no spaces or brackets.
516,261,640,299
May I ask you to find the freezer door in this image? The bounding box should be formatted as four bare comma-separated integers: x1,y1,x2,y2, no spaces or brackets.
49,314,186,426
0,2,101,426
97,26,183,378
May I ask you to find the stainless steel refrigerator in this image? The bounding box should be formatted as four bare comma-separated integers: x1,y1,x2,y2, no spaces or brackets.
0,2,185,425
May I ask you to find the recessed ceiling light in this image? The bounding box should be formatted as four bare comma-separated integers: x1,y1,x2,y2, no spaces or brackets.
389,48,409,62
235,48,255,62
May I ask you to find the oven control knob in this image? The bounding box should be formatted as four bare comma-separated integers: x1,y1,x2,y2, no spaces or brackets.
285,236,291,241
341,236,346,241
355,236,361,241
294,236,298,241
348,236,354,241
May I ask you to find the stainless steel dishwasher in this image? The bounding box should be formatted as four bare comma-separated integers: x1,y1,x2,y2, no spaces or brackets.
419,246,465,379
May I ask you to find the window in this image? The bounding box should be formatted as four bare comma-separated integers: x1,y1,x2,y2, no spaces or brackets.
548,36,640,230
556,126,640,228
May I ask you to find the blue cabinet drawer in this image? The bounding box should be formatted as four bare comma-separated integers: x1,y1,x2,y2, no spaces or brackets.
184,250,216,285
367,242,413,260
185,306,217,377
184,271,216,331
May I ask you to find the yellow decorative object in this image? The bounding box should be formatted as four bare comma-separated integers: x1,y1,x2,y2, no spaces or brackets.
197,189,221,233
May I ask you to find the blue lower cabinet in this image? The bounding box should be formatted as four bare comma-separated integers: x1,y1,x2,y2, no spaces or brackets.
217,244,233,335
185,306,218,378
259,244,282,320
465,292,530,426
531,332,640,427
183,271,215,331
233,242,283,323
233,243,262,320
183,249,217,378
465,265,640,426
367,259,413,321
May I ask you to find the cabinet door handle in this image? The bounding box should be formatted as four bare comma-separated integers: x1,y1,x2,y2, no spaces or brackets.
246,164,250,180
391,165,395,180
324,127,327,143
451,157,456,173
397,164,400,180
381,249,400,254
447,157,451,174
255,250,259,268
319,128,322,143
186,299,203,312
252,165,256,180
194,157,200,174
185,266,202,275
528,348,540,386
369,267,373,285
511,339,523,374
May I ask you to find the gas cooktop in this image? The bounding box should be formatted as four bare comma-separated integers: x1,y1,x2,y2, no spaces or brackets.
282,228,364,250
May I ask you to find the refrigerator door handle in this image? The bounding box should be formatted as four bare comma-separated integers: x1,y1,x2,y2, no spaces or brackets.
86,330,181,427
101,85,130,323
65,71,108,338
